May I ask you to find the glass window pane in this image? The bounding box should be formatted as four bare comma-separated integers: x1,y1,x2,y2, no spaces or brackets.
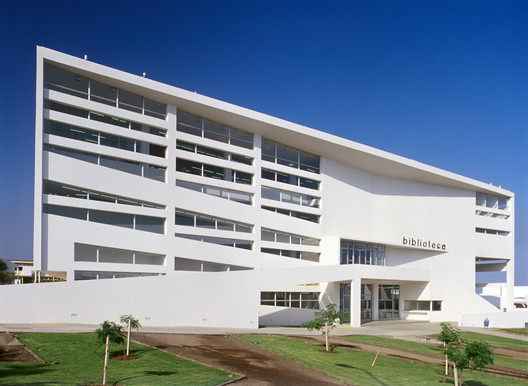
217,220,234,231
235,240,252,250
119,89,142,113
277,145,298,168
196,215,215,229
300,152,320,173
262,187,280,201
99,133,120,148
177,141,196,153
43,204,87,220
177,159,202,175
299,177,319,190
135,215,164,234
203,164,225,180
235,171,252,185
261,229,275,241
144,98,166,119
230,191,252,204
175,210,195,226
144,165,166,182
197,145,226,159
204,119,229,143
177,111,202,136
262,139,276,162
119,137,135,151
261,169,275,181
89,210,134,228
44,64,88,99
231,154,252,165
229,128,253,149
235,223,252,233
90,80,117,106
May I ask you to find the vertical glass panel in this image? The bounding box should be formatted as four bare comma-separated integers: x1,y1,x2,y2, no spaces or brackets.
217,220,234,231
261,229,275,241
235,240,252,250
276,233,289,243
144,165,166,182
44,64,88,99
229,128,253,149
299,177,319,190
99,133,120,148
135,216,165,234
144,98,166,119
90,80,117,106
119,89,143,113
277,145,298,168
89,210,134,228
261,139,276,162
235,223,252,233
230,191,252,204
476,193,486,206
261,187,280,201
119,137,135,151
291,236,301,245
177,159,202,175
300,152,320,173
196,215,215,229
203,164,225,180
177,111,203,136
498,197,508,210
74,244,97,262
235,171,252,185
204,120,229,143
175,210,195,226
261,168,275,181
43,204,88,220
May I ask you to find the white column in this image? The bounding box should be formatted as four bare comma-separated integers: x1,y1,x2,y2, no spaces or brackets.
350,278,361,327
371,283,379,320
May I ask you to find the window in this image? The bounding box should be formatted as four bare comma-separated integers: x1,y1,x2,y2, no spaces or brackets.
260,291,320,309
261,168,319,190
177,110,253,149
44,204,165,234
476,193,509,210
45,100,166,137
44,63,167,119
261,206,319,223
175,209,252,233
261,228,320,246
177,159,252,185
341,240,385,266
176,180,252,205
175,234,253,250
476,228,509,236
261,248,319,262
262,138,320,173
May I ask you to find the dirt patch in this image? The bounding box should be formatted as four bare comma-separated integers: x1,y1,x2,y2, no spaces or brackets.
0,332,44,364
133,333,349,385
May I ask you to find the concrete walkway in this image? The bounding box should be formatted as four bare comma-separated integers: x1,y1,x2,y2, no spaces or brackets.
1,320,526,342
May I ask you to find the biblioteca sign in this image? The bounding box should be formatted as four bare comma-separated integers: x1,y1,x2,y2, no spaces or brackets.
402,237,446,250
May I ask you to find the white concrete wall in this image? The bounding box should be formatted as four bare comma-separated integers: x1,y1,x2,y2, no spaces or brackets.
459,310,528,329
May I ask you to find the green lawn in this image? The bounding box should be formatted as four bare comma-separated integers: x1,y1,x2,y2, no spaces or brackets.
448,332,528,350
1,333,236,385
343,335,528,371
240,334,527,385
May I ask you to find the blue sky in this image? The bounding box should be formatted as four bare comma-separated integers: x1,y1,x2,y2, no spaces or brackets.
0,1,526,285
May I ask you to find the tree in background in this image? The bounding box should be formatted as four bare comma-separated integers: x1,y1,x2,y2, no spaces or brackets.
0,259,14,285
95,321,124,385
120,314,141,356
301,303,347,352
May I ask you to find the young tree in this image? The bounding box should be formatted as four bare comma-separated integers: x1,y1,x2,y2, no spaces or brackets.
120,314,141,356
95,321,124,385
438,322,461,375
446,338,494,386
0,259,14,285
301,303,346,352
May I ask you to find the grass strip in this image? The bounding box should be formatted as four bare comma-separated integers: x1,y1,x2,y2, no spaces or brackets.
0,332,234,385
240,334,527,385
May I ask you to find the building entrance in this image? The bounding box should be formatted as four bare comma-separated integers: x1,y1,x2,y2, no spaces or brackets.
339,283,400,322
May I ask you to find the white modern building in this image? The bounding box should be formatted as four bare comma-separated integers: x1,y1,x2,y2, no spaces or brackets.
1,46,524,328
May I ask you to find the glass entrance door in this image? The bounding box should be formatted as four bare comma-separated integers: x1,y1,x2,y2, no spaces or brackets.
378,285,399,319
361,284,372,320
339,283,350,322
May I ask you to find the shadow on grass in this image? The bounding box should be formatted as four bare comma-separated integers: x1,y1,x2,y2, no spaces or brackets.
336,363,388,386
0,363,53,379
114,370,178,383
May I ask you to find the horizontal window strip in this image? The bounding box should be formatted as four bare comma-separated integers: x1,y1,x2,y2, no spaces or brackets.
261,228,319,246
44,180,165,209
261,248,320,262
44,144,166,182
260,291,319,309
261,168,319,190
44,118,166,158
44,99,166,137
43,204,165,234
177,110,253,149
261,205,319,223
175,233,252,250
261,186,320,208
262,138,320,174
176,180,252,205
44,63,167,120
476,228,509,236
176,209,252,233
177,140,253,165
177,158,252,185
